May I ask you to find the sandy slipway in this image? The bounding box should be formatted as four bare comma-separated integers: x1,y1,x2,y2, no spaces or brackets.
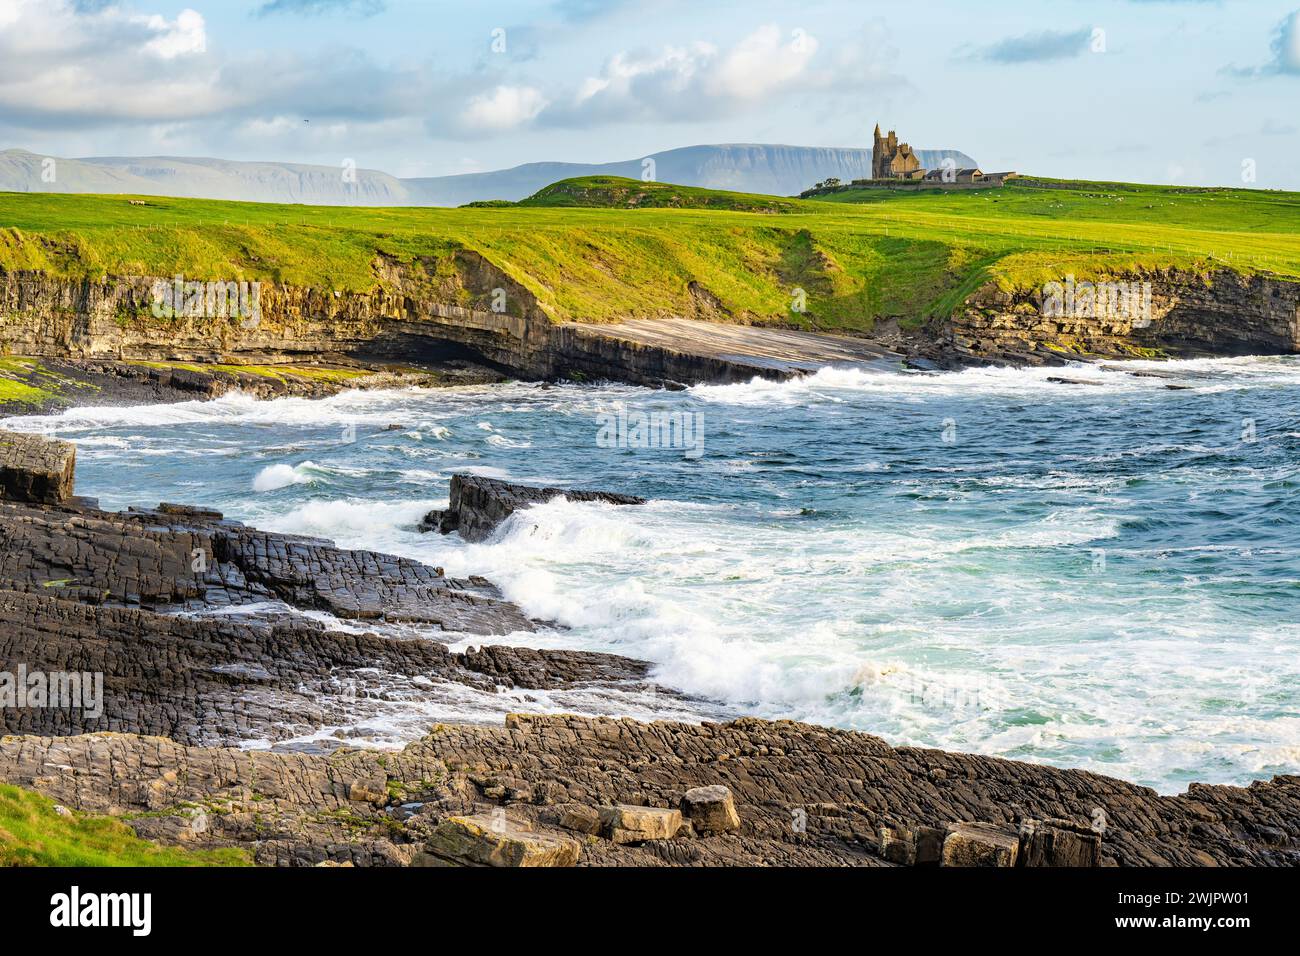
0,431,1298,867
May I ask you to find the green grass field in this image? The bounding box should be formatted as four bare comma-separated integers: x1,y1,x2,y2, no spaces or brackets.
2,175,1298,332
514,175,802,213
0,784,250,867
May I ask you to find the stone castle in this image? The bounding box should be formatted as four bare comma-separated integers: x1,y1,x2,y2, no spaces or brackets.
870,122,1016,186
872,124,923,180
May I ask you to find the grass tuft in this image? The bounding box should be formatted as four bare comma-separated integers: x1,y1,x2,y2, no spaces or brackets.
0,783,251,867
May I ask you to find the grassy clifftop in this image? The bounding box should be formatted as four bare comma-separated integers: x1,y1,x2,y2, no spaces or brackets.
2,176,1298,332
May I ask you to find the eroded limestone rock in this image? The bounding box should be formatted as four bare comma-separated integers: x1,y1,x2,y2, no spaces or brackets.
421,813,581,867
682,785,741,834
1,716,1298,867
421,473,644,542
1019,818,1103,868
941,823,1021,868
0,430,75,504
600,805,683,844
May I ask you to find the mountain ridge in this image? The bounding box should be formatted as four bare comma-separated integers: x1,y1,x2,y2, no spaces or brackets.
0,143,978,207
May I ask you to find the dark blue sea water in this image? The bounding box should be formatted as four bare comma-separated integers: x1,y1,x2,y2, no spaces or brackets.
12,356,1300,792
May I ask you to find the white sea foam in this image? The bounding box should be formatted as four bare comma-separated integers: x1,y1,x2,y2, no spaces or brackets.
253,496,437,545
252,462,319,492
32,358,1300,792
691,355,1300,406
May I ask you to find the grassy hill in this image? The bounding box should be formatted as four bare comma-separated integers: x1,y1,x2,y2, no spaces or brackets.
1,176,1298,333
513,175,802,213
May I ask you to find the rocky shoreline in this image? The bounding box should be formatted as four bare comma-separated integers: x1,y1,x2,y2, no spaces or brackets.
1,430,1298,867
0,355,507,418
1,260,1296,404
4,712,1297,867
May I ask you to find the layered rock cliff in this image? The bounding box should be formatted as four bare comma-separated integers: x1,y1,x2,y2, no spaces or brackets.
0,257,792,388
2,259,1297,394
946,268,1300,365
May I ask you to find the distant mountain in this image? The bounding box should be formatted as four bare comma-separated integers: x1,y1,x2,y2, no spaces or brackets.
0,150,411,205
0,143,978,207
406,145,979,206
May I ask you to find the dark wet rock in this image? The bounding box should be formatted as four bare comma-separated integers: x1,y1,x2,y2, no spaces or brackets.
0,440,672,749
1018,817,1103,867
420,473,645,542
459,644,648,685
0,357,505,417
0,587,654,746
0,430,75,504
0,497,532,633
901,357,941,372
1046,376,1105,386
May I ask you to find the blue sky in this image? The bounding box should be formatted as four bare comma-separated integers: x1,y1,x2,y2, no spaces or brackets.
1,0,1298,187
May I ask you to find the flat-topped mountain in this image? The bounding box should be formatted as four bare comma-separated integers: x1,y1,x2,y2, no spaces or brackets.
0,143,976,206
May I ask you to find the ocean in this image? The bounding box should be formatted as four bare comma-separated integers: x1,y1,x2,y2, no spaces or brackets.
10,356,1300,793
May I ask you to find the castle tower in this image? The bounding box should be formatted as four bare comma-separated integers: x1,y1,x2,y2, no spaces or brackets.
872,122,923,180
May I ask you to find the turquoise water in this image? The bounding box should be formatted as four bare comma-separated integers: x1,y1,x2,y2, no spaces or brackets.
12,356,1300,792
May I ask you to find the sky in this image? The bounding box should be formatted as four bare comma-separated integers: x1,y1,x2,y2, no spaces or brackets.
0,0,1298,187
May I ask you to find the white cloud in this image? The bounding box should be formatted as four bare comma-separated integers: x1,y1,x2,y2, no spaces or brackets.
142,9,207,60
1278,11,1300,73
461,85,549,131
0,3,895,153
550,24,832,125
1224,10,1300,78
709,24,818,100
0,1,221,122
575,42,716,104
0,0,435,134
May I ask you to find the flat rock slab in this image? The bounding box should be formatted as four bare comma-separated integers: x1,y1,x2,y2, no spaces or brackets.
422,473,644,542
422,813,581,867
941,822,1021,867
600,804,683,844
574,317,905,378
0,430,75,504
0,497,533,633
